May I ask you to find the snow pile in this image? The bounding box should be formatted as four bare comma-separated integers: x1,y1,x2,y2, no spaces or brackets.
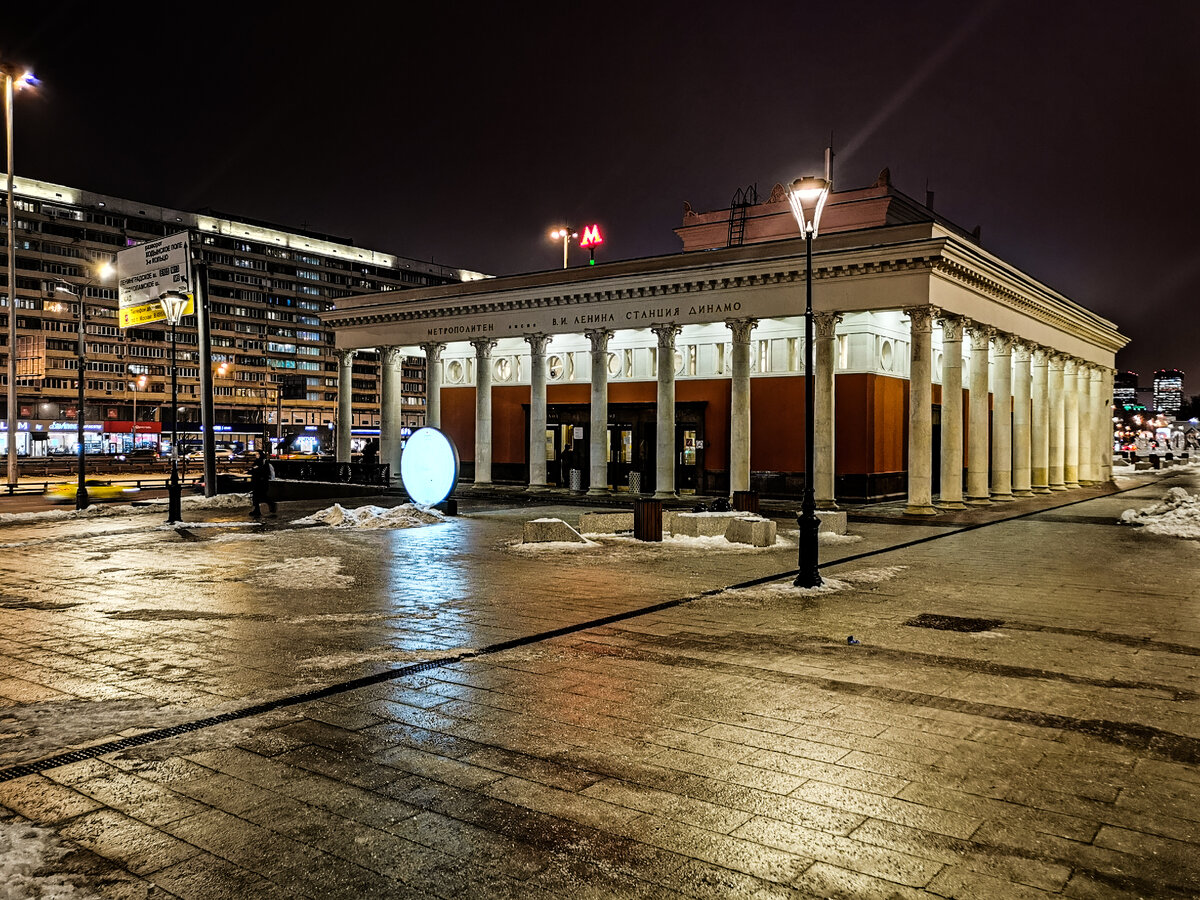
1118,487,1200,539
293,502,445,529
0,817,92,899
708,565,908,603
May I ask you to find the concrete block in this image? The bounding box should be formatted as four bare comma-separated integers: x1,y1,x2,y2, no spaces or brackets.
817,511,848,535
522,518,587,543
578,511,634,534
671,511,744,537
724,516,777,547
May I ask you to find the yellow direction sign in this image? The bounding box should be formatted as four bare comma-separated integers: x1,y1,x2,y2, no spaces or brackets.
119,294,194,328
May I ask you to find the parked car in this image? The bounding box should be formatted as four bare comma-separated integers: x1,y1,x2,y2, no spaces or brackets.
45,480,141,504
120,448,160,461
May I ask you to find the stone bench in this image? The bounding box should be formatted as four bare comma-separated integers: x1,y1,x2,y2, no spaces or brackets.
578,511,634,534
670,510,745,537
522,518,587,543
724,516,777,547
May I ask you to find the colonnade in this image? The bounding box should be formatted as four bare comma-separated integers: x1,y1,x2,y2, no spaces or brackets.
908,307,1114,514
333,306,1114,505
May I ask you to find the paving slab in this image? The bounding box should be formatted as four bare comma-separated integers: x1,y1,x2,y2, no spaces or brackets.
0,467,1197,897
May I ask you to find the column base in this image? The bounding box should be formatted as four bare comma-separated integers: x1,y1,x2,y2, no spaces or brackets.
653,490,678,500
473,480,492,487
904,504,938,516
964,496,992,506
586,487,611,497
990,492,1016,502
1048,483,1067,491
1012,490,1035,498
1031,486,1052,494
816,501,840,511
526,483,552,493
936,499,966,510
1064,481,1081,490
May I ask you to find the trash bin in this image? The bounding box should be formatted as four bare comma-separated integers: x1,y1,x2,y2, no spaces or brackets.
633,498,663,542
732,490,760,515
628,471,642,494
569,468,582,492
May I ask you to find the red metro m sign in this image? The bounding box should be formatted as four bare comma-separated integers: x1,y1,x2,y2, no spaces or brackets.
580,224,604,265
579,224,604,248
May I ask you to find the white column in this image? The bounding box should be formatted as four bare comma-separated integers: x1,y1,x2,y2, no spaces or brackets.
1031,347,1051,492
418,341,445,429
1012,342,1033,496
1077,363,1094,483
937,315,965,509
966,324,992,505
814,312,842,510
1098,368,1114,482
335,348,355,463
1048,354,1066,490
905,306,936,515
726,317,756,495
471,338,496,485
586,329,613,496
379,346,404,483
652,323,681,499
990,333,1014,501
1063,357,1080,488
525,334,550,491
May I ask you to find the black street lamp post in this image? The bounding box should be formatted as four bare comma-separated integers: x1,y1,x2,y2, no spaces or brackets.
160,290,189,523
787,175,832,588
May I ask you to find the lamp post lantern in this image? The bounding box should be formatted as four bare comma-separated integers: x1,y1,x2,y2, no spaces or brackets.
549,227,576,269
787,174,831,588
160,290,189,523
3,63,37,490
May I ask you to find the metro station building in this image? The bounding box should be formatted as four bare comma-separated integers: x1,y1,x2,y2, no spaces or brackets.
324,170,1128,511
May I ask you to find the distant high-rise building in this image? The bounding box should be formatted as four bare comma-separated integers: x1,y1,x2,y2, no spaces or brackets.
1114,371,1139,407
1153,369,1184,415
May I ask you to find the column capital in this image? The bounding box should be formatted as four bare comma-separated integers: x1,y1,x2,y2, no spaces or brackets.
724,317,758,343
904,305,938,332
968,324,994,350
1063,356,1079,375
523,333,550,356
991,332,1014,356
380,345,405,366
585,328,614,354
334,348,357,366
651,323,682,350
1048,352,1067,371
814,312,843,340
418,341,446,361
1012,341,1033,363
938,315,965,342
470,337,497,358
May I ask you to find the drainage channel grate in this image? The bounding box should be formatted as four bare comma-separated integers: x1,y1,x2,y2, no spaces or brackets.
905,613,1004,633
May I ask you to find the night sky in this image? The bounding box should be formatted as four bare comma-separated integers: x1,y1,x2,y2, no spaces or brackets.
4,1,1198,391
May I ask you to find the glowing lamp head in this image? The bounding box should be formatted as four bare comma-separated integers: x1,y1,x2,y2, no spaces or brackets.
14,71,39,90
159,290,190,326
787,176,832,237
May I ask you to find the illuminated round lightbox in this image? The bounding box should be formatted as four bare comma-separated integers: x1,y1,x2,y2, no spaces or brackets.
400,427,459,507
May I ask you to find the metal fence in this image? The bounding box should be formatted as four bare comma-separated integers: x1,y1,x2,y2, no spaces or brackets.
271,460,391,487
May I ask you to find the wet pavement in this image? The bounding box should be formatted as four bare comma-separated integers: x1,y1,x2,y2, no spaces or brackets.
0,468,1198,898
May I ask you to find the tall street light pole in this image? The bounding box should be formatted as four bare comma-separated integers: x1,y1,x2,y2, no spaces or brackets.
160,290,189,523
549,227,576,269
787,174,832,588
3,63,37,491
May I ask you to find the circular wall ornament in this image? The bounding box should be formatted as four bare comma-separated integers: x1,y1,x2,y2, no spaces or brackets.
400,427,459,507
446,359,464,384
495,358,512,382
880,340,894,371
548,355,564,380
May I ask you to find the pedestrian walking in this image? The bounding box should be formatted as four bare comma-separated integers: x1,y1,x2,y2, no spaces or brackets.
362,438,378,467
250,451,277,518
